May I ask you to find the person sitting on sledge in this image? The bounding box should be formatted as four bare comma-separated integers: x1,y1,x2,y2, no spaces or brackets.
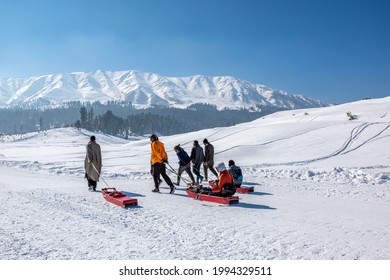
174,144,196,186
202,162,236,197
150,134,175,194
84,135,102,191
228,160,243,188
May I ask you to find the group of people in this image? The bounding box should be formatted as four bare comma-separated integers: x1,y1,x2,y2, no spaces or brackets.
174,138,217,186
84,134,243,197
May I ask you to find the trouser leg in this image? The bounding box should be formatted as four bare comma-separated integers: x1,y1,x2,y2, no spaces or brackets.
177,165,186,184
193,163,201,182
152,163,162,189
203,164,208,180
185,166,196,183
158,163,173,186
209,165,219,178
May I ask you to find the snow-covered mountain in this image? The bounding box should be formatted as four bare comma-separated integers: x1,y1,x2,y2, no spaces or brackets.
0,70,328,110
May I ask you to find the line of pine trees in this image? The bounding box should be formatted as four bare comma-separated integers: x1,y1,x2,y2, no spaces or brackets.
74,106,184,137
0,101,273,137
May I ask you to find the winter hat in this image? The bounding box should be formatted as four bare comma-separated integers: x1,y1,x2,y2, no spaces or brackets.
90,135,96,141
228,160,235,167
216,162,226,172
203,138,209,144
174,144,180,151
150,134,158,141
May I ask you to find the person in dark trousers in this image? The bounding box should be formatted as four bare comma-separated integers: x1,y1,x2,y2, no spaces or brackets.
228,160,243,188
203,138,218,181
150,134,175,194
190,140,204,183
173,144,196,186
84,135,102,191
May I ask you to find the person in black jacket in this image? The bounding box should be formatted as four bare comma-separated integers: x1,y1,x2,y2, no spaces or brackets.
203,138,219,181
173,144,196,186
228,160,243,188
190,140,205,183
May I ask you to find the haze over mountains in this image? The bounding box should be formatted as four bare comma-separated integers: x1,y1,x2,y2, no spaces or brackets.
0,70,328,110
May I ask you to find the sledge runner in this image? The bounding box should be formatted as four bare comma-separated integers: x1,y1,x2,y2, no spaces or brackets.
186,188,239,205
150,134,175,194
84,135,102,191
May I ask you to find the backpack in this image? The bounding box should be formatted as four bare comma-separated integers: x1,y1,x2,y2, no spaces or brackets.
229,166,243,185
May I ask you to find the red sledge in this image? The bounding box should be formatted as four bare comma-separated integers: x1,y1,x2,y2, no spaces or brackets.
209,180,254,194
186,189,239,205
236,186,255,193
101,188,138,207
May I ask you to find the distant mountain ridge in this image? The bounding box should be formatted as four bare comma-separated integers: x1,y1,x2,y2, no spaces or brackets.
0,70,328,110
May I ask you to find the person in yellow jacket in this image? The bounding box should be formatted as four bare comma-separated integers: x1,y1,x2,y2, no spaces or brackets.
150,134,175,194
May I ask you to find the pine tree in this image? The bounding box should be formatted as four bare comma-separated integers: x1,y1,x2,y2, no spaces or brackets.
39,116,44,132
80,106,88,128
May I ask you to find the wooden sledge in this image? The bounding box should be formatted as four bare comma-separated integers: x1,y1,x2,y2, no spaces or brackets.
101,188,138,207
186,189,239,205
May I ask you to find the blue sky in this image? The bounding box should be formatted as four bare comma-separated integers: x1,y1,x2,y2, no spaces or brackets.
0,0,389,104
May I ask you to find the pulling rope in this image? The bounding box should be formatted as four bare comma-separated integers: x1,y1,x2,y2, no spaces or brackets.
165,162,193,185
91,163,110,188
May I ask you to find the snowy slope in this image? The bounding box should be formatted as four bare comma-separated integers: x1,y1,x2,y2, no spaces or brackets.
0,70,328,110
0,96,389,260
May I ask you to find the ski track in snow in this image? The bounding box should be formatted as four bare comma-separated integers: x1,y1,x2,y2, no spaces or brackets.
215,121,390,171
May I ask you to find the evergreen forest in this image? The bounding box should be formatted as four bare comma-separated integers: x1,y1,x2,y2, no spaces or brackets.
0,102,281,137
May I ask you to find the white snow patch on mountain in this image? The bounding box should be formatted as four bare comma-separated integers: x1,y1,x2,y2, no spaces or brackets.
0,70,328,110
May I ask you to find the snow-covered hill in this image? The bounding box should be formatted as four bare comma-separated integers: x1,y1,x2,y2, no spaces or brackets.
0,70,328,110
0,96,389,261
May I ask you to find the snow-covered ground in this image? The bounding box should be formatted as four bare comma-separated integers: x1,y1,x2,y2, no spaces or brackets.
0,97,390,260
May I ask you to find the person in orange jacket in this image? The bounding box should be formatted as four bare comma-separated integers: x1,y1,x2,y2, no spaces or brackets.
208,162,236,197
150,134,175,194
